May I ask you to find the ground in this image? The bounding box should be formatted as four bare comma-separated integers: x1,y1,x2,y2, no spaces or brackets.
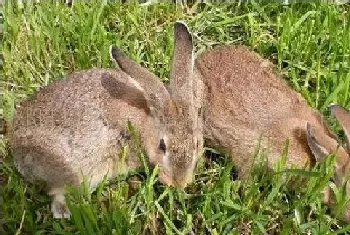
1,2,350,234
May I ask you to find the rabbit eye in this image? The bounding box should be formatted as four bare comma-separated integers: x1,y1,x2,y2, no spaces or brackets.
159,138,166,153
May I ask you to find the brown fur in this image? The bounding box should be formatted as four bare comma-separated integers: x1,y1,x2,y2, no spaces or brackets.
9,68,167,218
107,22,350,222
194,45,350,222
120,22,349,222
9,24,205,218
101,73,151,114
110,22,204,188
196,46,317,171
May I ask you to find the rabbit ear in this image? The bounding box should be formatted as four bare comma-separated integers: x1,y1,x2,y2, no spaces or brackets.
110,45,170,121
306,122,332,162
168,21,194,101
329,104,350,154
110,45,170,101
306,121,349,171
101,75,151,115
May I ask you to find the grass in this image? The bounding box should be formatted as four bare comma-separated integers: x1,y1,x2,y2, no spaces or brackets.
1,2,350,234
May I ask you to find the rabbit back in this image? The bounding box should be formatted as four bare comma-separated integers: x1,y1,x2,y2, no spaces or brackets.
196,46,329,172
10,69,155,189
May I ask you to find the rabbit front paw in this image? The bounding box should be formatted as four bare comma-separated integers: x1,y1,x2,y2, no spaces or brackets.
50,192,71,219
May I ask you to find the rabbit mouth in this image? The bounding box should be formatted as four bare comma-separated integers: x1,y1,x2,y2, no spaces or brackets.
158,170,173,187
158,170,189,189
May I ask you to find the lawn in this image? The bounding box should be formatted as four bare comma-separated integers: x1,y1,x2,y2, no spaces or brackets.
1,2,350,234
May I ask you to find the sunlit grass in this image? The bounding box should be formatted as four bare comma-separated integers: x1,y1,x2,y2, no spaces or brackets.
1,2,350,234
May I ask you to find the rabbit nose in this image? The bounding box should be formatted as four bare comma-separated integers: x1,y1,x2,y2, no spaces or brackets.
159,171,173,187
173,171,193,189
159,171,189,189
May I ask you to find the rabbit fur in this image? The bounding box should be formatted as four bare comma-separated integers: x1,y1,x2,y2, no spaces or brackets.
192,22,350,222
8,33,203,218
195,44,350,222
117,21,350,222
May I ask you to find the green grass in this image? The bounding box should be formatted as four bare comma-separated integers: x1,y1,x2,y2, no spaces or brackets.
1,2,350,234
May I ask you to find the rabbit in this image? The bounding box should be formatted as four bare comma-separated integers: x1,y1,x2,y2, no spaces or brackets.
7,31,203,218
110,22,204,188
181,23,350,221
119,21,350,222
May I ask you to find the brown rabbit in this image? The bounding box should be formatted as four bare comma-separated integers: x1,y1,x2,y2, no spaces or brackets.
110,22,204,189
119,21,350,222
188,24,350,222
8,35,203,218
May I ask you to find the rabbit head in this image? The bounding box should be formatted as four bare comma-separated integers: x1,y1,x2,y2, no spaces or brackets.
110,22,204,188
306,104,350,221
